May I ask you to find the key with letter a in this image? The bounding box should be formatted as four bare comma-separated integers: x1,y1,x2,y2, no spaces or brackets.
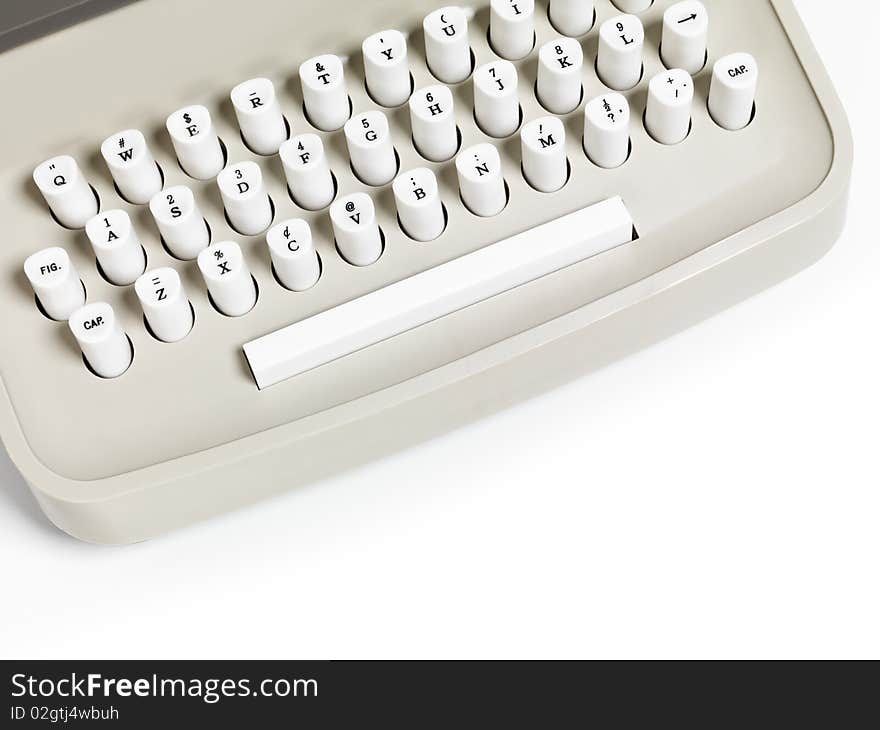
85,210,146,286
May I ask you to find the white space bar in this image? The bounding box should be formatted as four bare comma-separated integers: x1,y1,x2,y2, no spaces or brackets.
244,196,634,390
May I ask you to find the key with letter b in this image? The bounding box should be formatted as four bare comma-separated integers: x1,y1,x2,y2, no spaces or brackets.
393,168,445,242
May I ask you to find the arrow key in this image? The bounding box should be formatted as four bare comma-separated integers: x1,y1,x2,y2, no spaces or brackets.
661,1,708,75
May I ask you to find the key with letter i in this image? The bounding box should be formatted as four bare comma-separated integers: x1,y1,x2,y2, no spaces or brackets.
101,130,162,205
490,0,535,61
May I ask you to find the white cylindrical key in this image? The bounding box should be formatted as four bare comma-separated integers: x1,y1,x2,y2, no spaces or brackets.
661,1,708,75
231,78,288,156
584,92,631,168
410,85,458,162
149,186,209,260
24,247,85,321
330,193,383,267
101,129,162,205
456,143,506,218
393,168,445,242
646,69,694,145
537,38,584,115
549,0,595,37
597,15,645,91
709,53,759,131
136,268,193,343
474,61,520,138
280,134,336,211
166,105,225,180
85,210,146,286
197,241,257,317
423,6,471,84
490,0,535,61
33,156,97,229
300,54,349,132
611,0,651,11
521,117,568,193
363,30,412,108
267,219,321,291
69,303,132,378
345,111,398,187
217,162,273,236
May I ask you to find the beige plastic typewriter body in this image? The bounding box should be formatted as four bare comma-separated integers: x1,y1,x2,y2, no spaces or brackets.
0,0,852,542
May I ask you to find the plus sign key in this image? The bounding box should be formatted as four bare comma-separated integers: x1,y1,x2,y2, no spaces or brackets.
197,242,257,317
646,69,694,145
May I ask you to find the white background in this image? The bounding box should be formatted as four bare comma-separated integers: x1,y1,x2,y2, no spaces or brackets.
0,0,876,659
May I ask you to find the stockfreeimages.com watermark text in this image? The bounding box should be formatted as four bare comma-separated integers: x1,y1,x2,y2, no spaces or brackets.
11,672,317,705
